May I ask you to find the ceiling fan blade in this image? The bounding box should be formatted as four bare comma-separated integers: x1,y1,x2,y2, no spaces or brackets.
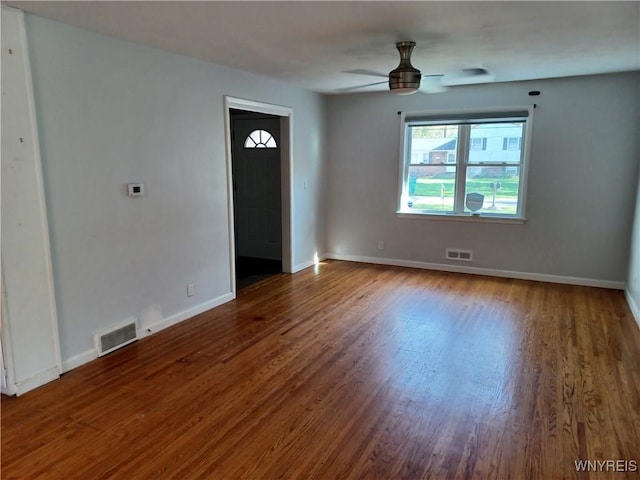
419,84,450,94
335,80,388,93
344,69,388,79
461,67,491,76
419,75,450,94
441,68,495,86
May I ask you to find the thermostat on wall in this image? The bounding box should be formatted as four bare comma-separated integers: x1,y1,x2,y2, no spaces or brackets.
127,183,145,197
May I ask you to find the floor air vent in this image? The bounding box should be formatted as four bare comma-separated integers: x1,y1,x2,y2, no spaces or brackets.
446,248,473,262
95,321,138,357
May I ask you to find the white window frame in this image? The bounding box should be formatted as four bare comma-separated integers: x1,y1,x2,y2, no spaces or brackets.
397,106,534,223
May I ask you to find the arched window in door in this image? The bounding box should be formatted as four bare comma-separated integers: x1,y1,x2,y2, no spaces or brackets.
244,129,277,149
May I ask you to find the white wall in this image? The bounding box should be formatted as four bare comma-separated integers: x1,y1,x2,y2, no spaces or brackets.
22,14,326,368
325,72,640,285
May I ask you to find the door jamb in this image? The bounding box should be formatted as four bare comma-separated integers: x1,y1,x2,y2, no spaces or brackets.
224,97,293,298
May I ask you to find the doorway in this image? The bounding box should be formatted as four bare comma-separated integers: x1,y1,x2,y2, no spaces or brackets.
225,96,293,296
230,109,283,289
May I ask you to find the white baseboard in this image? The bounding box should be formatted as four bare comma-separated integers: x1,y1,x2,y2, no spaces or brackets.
292,259,316,273
61,292,235,374
13,366,60,396
62,349,98,373
293,253,329,273
1,382,18,397
136,293,234,339
625,289,640,331
326,253,625,290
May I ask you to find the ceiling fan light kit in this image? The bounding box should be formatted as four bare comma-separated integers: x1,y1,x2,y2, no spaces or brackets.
389,41,421,95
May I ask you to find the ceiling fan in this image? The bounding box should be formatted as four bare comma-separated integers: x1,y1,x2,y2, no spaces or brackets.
340,41,495,95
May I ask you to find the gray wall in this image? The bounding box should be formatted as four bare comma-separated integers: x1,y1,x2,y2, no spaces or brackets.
325,72,640,283
24,15,326,365
627,168,640,324
13,12,640,373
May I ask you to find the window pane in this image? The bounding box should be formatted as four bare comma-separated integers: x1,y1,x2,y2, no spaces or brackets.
405,124,459,212
470,137,486,151
244,129,277,149
406,165,456,212
464,166,520,215
468,123,523,164
407,125,459,165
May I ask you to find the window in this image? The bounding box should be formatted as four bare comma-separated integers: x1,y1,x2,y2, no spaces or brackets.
503,137,522,151
399,108,532,220
244,129,277,148
470,137,487,151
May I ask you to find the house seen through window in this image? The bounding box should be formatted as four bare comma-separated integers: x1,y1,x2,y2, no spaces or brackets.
398,108,532,220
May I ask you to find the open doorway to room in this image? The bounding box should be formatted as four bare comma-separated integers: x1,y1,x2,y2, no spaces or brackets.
229,108,284,290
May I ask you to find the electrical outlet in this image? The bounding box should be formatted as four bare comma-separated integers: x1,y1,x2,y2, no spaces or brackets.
187,283,195,297
378,240,385,250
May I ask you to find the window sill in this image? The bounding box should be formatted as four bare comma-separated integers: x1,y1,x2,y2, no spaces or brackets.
396,211,526,224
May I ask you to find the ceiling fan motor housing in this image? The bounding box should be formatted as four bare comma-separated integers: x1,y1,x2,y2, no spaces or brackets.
389,41,422,94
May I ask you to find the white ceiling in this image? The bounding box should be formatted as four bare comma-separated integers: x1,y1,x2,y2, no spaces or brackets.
6,1,640,94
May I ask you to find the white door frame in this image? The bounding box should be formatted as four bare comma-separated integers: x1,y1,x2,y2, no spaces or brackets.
224,96,293,297
2,6,62,395
1,278,18,396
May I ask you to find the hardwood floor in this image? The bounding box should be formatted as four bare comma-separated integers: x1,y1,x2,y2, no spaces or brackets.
2,260,639,479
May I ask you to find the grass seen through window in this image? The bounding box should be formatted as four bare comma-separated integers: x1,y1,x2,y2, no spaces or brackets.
409,175,520,214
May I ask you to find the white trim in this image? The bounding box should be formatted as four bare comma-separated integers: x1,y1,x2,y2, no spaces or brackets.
625,289,640,331
1,7,62,395
454,124,470,213
1,274,17,396
223,102,238,298
224,96,295,298
2,381,18,397
14,366,60,396
519,105,535,219
224,97,293,118
396,212,526,224
137,293,234,339
292,252,329,273
292,259,317,273
280,114,293,274
326,253,625,290
15,6,63,374
61,292,235,374
397,111,409,215
61,349,98,373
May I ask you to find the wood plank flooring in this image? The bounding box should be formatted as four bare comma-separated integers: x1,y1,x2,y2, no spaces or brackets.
2,260,640,479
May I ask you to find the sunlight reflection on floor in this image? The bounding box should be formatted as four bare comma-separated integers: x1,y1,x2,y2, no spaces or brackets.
374,291,521,420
